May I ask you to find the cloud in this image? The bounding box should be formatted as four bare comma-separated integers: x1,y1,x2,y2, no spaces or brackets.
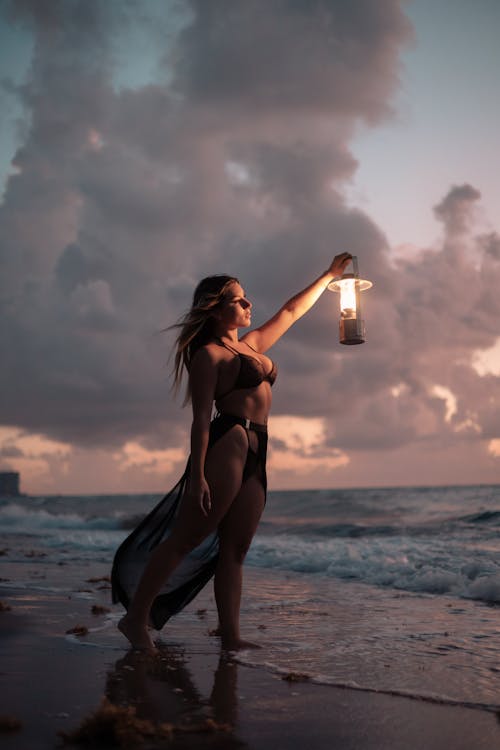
175,0,411,121
433,183,481,237
0,1,498,492
472,338,500,377
0,426,72,492
113,441,186,476
477,232,500,260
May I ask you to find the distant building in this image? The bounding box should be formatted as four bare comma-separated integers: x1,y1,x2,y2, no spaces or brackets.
0,472,21,496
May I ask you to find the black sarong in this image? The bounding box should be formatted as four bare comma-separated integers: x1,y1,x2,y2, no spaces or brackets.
111,413,267,629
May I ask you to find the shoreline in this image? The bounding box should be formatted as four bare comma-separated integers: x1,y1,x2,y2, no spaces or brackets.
1,572,500,749
8,481,499,502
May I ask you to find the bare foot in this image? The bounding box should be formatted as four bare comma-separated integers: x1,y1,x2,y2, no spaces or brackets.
221,637,261,651
118,615,157,653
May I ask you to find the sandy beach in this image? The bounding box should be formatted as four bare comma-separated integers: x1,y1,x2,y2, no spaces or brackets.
1,558,499,750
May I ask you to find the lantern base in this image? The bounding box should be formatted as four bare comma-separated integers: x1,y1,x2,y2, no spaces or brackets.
339,317,365,345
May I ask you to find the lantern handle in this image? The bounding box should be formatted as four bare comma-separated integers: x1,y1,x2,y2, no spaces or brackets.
351,255,359,278
327,254,373,292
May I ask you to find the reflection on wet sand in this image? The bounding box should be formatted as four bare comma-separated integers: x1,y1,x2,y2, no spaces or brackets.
103,646,248,748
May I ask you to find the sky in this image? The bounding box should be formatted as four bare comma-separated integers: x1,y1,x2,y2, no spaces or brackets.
0,0,499,495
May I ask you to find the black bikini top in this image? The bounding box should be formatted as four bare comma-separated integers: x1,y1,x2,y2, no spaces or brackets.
216,339,277,400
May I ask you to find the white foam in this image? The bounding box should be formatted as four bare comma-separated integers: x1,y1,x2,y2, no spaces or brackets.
248,534,500,603
0,503,123,532
467,573,500,603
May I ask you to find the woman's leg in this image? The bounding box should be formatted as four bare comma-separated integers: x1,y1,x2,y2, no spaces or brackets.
214,473,266,650
119,425,249,651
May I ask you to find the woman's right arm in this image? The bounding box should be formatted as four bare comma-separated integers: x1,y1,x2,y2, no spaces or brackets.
186,347,218,515
243,252,352,353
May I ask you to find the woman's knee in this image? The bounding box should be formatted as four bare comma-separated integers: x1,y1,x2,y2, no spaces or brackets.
219,539,251,566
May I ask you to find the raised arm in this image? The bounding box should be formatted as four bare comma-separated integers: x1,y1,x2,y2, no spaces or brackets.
243,252,352,353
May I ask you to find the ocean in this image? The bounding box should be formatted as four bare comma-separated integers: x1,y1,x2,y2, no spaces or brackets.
1,484,500,712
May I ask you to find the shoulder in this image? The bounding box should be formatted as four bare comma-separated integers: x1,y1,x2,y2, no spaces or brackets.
190,342,224,370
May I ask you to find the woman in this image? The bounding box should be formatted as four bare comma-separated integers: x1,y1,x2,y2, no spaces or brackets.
112,252,352,652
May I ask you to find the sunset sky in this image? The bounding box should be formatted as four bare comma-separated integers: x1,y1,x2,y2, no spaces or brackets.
0,0,499,495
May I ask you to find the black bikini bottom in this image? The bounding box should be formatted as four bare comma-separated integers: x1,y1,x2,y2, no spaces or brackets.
111,412,268,630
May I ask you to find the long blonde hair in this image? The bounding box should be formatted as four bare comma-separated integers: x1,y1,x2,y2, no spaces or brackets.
170,275,239,403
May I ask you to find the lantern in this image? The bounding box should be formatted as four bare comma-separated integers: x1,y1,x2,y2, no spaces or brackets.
327,256,373,345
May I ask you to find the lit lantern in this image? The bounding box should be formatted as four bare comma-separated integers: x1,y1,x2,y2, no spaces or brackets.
327,256,373,345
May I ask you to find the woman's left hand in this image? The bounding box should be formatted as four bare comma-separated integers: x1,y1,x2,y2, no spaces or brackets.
328,252,352,279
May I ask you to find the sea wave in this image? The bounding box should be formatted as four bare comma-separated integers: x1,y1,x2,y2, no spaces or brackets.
2,489,500,604
0,503,125,532
262,510,500,539
460,509,500,525
247,534,500,604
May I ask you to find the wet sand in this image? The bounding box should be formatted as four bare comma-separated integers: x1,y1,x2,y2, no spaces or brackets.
1,569,499,750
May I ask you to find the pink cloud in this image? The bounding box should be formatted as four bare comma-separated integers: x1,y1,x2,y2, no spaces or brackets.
0,1,498,492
